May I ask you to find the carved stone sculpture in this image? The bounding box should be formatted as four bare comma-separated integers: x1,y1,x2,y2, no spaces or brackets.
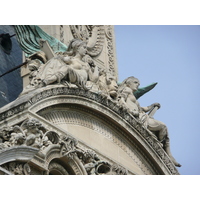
117,76,181,167
0,117,121,175
79,149,110,175
0,118,59,150
22,39,99,92
110,163,128,175
2,162,31,175
60,135,78,156
98,69,118,99
0,127,12,149
0,26,180,174
65,148,111,175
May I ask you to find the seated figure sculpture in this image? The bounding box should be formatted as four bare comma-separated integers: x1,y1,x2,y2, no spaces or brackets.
38,39,99,90
117,76,181,167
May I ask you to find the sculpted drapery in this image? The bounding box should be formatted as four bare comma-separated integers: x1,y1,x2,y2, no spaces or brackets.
13,25,181,168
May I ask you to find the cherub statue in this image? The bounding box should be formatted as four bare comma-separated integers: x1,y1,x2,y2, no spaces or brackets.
21,118,44,148
117,76,181,167
9,126,26,146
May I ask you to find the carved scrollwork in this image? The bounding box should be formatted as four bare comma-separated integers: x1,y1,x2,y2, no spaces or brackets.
105,26,116,75
105,25,112,39
69,25,105,57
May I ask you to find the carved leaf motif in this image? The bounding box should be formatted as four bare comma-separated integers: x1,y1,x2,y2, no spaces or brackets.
69,25,105,57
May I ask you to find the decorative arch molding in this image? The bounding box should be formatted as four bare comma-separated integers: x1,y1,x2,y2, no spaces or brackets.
32,101,159,174
0,143,87,175
30,144,87,175
0,86,179,175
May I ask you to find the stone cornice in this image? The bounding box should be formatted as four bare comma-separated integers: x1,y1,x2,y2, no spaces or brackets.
0,85,180,175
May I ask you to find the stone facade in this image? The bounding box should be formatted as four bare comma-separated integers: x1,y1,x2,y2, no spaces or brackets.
0,85,179,175
20,25,118,89
0,26,180,175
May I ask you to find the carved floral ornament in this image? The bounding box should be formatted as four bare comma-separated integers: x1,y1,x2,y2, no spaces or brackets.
0,118,127,175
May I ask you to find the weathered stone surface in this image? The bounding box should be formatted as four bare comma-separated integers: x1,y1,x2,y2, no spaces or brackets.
0,85,179,175
0,26,180,175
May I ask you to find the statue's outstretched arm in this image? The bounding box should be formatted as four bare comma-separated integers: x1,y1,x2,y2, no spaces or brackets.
142,103,161,114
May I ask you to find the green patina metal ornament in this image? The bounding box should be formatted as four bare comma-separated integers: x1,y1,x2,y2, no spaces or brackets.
117,82,157,99
134,82,157,99
14,25,68,56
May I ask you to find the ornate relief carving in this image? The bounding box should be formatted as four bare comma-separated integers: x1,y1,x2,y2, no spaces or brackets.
0,118,59,150
0,103,26,121
105,25,116,76
0,117,119,175
60,135,78,157
0,87,179,174
109,163,128,175
117,76,181,168
105,26,112,40
69,25,105,57
20,38,107,96
68,149,111,175
1,162,31,175
38,105,159,175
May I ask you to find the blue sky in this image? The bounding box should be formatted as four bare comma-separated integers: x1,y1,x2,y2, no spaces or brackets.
114,25,200,175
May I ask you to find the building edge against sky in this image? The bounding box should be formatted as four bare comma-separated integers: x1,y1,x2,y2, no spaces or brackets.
0,25,180,175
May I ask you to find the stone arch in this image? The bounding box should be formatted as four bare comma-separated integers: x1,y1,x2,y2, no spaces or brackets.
28,94,170,175
37,145,87,175
47,159,71,175
4,86,177,175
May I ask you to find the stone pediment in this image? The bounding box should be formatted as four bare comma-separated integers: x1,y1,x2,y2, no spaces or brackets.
0,85,179,175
